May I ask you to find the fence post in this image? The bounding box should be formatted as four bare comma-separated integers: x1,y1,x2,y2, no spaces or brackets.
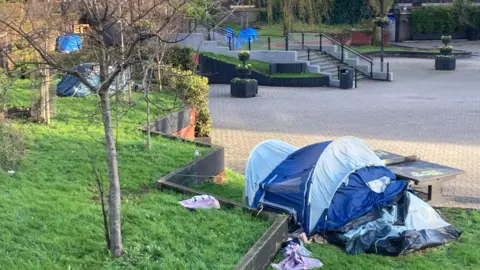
354,68,358,88
370,62,373,79
307,49,310,61
285,35,289,51
228,36,232,51
302,32,305,46
248,37,251,51
341,44,344,62
319,34,322,52
268,37,271,50
337,65,340,79
386,62,390,81
207,27,211,41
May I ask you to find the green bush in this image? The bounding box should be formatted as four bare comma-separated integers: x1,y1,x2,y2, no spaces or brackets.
164,45,195,71
0,123,27,171
413,4,480,34
328,0,372,25
168,68,211,137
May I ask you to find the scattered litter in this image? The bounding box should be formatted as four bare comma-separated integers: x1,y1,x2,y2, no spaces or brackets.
310,234,327,244
179,195,220,210
194,150,200,157
7,170,15,174
272,240,323,269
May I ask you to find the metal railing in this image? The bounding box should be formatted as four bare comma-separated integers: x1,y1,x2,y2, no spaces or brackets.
289,33,390,81
186,20,390,81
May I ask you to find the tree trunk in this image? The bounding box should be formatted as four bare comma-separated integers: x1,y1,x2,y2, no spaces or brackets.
372,26,381,46
39,71,46,122
43,68,50,125
145,87,151,150
0,104,6,121
99,91,123,257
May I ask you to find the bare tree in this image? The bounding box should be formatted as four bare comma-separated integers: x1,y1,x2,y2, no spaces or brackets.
0,0,226,257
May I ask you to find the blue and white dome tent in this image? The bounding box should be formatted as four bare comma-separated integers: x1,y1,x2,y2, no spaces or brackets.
245,136,461,255
57,63,130,97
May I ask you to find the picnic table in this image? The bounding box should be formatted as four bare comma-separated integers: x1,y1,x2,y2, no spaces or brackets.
374,150,464,205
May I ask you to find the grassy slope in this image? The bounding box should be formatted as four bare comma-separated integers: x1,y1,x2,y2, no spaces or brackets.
194,171,480,270
201,52,323,78
0,80,269,269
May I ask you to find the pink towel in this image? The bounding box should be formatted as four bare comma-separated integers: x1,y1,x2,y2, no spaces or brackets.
272,242,323,270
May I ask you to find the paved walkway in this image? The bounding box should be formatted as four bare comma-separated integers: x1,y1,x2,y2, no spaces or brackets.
208,56,480,208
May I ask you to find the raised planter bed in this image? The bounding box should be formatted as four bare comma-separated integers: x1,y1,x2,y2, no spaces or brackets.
200,55,329,87
231,79,258,98
412,32,468,40
331,31,391,46
147,129,290,270
435,56,456,71
153,107,195,140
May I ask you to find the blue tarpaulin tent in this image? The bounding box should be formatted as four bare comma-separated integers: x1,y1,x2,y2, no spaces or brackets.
245,137,461,255
56,34,82,53
223,26,241,49
238,27,258,44
57,63,129,97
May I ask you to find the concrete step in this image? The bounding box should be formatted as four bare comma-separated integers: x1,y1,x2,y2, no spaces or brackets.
297,48,373,81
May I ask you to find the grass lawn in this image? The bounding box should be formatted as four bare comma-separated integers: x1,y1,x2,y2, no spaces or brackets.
194,171,480,270
200,52,324,78
0,80,270,269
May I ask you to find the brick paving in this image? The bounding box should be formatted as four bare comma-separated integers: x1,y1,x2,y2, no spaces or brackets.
208,57,480,208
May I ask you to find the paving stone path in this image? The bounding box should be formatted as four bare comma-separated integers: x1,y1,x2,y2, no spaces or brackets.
208,57,480,208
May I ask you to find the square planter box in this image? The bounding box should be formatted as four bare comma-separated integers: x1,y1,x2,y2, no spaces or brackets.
231,79,258,98
435,57,456,71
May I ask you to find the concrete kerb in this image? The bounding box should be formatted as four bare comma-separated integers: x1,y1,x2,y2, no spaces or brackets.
363,50,473,59
141,128,290,270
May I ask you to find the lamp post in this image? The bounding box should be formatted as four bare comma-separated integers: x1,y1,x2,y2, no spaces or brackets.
380,0,385,72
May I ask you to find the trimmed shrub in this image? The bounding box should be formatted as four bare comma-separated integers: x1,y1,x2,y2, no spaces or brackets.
0,123,27,171
168,68,211,137
328,0,372,25
164,45,195,71
413,6,457,34
413,5,480,34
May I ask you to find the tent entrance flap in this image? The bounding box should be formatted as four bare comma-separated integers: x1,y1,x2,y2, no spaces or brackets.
262,169,314,225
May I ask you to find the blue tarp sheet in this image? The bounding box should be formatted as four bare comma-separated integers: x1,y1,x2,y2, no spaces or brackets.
56,34,82,53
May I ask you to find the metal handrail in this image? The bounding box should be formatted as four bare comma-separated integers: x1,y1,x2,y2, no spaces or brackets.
188,18,237,39
286,35,374,81
320,33,374,63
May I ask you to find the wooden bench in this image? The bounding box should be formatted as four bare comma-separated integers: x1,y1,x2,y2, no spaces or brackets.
374,150,464,205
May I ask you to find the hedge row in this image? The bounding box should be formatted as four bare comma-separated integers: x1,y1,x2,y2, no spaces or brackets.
257,0,373,25
413,5,480,34
328,0,372,25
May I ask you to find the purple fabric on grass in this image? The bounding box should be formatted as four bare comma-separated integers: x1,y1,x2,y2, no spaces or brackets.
179,195,221,209
272,242,323,270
